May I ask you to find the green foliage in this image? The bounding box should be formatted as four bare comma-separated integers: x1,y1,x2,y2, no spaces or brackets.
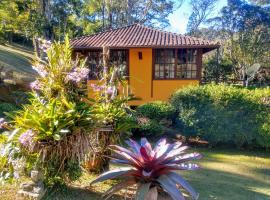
135,118,163,137
170,84,270,149
211,0,270,82
11,95,91,142
0,102,19,117
136,101,176,121
203,57,234,83
0,0,177,43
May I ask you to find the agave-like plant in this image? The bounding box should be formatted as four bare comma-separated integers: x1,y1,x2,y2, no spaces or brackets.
91,138,202,200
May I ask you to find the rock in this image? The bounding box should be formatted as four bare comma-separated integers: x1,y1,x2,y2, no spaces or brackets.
20,182,35,192
17,170,46,200
17,189,46,200
31,170,43,183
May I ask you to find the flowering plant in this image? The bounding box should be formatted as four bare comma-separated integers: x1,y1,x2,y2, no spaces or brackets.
0,37,93,184
91,138,201,200
31,36,89,99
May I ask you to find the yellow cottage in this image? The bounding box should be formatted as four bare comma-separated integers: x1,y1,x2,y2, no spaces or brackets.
71,24,219,105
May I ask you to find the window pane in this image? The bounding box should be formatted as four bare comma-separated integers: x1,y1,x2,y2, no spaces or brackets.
187,49,197,63
87,51,102,79
187,71,192,78
192,71,197,78
177,49,187,64
187,64,192,70
181,72,187,78
110,50,128,77
154,49,175,79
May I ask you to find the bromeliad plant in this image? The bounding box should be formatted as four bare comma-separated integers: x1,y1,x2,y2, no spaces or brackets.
0,36,94,184
91,138,201,200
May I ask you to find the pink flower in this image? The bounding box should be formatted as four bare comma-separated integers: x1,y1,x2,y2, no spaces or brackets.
38,38,52,52
19,130,35,147
0,118,7,129
32,64,48,77
30,80,42,90
106,86,114,95
91,84,105,92
66,67,90,83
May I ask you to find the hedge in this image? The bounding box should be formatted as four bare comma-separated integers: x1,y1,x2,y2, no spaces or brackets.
170,84,270,149
136,101,176,121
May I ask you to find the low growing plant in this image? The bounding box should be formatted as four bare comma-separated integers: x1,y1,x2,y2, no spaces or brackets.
91,138,201,200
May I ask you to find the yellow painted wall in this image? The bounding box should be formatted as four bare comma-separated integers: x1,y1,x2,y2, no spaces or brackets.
87,48,199,105
129,48,153,105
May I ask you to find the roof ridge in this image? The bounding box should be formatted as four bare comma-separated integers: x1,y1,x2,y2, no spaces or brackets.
72,24,138,41
136,23,184,37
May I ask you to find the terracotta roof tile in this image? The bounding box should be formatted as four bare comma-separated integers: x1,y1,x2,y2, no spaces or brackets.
71,24,219,49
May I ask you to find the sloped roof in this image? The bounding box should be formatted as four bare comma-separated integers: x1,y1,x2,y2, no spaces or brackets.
71,24,219,51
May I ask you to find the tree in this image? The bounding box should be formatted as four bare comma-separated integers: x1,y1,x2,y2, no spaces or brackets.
81,0,180,32
186,0,218,36
209,0,270,85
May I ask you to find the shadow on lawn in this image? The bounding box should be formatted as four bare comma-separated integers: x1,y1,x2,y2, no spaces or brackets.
185,167,270,200
41,167,270,200
42,185,124,200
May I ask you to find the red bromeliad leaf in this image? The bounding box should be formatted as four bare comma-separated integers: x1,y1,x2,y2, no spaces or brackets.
110,145,143,162
112,150,143,168
126,139,141,155
167,172,199,200
140,146,151,161
141,138,153,154
145,186,158,200
153,138,167,153
171,163,200,170
164,146,189,159
110,158,130,165
135,183,151,200
163,152,202,165
157,175,185,200
90,168,133,185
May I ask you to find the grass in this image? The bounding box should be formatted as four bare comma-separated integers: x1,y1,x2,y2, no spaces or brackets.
0,43,34,73
0,43,35,84
0,148,269,200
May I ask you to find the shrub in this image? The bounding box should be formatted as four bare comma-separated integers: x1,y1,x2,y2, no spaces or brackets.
133,117,163,137
136,101,176,121
170,84,270,149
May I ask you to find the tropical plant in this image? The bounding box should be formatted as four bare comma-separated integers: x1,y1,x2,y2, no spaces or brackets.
84,47,137,173
0,37,94,184
91,138,201,200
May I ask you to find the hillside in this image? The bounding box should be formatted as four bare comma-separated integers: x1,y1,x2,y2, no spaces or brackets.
0,43,36,85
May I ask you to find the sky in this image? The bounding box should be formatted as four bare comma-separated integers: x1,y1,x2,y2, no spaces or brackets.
166,0,228,34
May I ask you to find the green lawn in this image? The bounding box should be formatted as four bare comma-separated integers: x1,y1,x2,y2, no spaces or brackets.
1,148,270,200
0,43,35,85
0,43,34,73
